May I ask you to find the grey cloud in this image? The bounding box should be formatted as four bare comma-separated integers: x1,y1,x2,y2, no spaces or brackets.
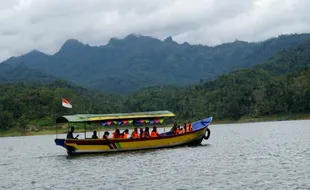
0,0,309,61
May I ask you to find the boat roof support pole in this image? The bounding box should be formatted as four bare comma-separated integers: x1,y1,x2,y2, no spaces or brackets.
84,123,86,139
164,126,166,136
98,121,100,138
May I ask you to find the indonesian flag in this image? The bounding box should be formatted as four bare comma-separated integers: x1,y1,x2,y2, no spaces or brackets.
62,98,72,108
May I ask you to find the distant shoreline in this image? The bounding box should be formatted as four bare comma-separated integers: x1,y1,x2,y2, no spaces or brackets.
1,113,309,137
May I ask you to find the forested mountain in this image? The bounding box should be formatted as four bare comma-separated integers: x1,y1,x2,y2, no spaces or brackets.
1,38,310,132
124,39,310,120
0,63,55,84
1,33,310,94
0,80,123,131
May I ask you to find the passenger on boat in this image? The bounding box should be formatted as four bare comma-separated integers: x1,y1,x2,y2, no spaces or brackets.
66,127,79,139
144,127,150,138
179,127,183,134
175,126,180,134
170,122,177,134
113,129,121,138
92,131,98,139
170,126,176,134
131,128,139,139
170,122,179,134
187,121,193,131
181,123,186,133
151,126,159,137
139,128,145,138
120,129,129,138
103,131,110,140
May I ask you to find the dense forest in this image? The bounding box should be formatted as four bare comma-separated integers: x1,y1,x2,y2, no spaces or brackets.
0,80,123,131
1,33,310,94
125,39,310,120
0,36,310,132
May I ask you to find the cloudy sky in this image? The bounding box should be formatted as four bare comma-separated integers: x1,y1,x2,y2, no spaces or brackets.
0,0,309,61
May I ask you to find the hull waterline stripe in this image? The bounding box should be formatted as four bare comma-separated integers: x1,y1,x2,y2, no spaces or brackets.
115,142,122,149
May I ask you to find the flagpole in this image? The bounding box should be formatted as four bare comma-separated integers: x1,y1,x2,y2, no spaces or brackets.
62,98,73,136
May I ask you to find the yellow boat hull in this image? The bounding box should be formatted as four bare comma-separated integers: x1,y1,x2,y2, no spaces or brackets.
56,127,208,155
55,117,212,155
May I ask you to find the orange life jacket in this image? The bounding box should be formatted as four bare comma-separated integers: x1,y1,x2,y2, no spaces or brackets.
188,124,193,131
185,126,189,132
140,132,145,138
123,133,128,138
131,131,139,138
181,128,185,133
151,131,158,137
175,129,180,134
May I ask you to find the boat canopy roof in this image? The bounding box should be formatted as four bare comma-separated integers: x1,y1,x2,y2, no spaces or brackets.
56,110,175,123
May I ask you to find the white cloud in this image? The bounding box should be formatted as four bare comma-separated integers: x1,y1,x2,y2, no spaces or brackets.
0,0,309,61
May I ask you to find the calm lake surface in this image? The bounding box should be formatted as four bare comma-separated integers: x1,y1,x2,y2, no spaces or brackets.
1,120,310,190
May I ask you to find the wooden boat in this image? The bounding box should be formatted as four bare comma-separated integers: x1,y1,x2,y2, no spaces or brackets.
54,110,212,155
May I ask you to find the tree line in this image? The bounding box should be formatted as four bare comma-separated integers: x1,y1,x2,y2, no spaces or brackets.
1,39,310,131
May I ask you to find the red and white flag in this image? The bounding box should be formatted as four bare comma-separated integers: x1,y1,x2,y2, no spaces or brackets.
62,98,72,108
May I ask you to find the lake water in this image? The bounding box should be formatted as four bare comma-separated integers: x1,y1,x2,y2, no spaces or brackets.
0,120,310,190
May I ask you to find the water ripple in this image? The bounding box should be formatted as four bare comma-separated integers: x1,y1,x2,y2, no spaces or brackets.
1,120,310,189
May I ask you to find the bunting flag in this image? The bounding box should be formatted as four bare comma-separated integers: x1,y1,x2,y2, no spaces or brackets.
149,120,154,124
154,119,159,123
128,120,133,124
117,121,122,125
159,119,164,124
139,120,145,123
106,121,112,125
113,121,117,124
101,122,106,126
122,120,128,125
145,120,149,123
62,98,72,108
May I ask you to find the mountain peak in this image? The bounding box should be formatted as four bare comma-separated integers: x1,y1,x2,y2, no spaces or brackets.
26,49,47,57
63,39,84,45
58,39,88,54
125,33,142,39
164,36,174,42
108,34,160,46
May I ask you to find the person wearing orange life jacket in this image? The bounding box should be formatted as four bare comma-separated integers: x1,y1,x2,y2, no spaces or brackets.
120,129,129,138
131,128,139,139
179,127,184,134
187,121,193,131
144,127,150,138
151,126,159,137
112,129,121,138
170,122,178,135
175,126,180,135
139,128,145,138
182,123,187,133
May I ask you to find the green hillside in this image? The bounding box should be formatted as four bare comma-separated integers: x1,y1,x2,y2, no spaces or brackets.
1,37,310,134
2,33,310,94
0,80,123,131
125,40,310,120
